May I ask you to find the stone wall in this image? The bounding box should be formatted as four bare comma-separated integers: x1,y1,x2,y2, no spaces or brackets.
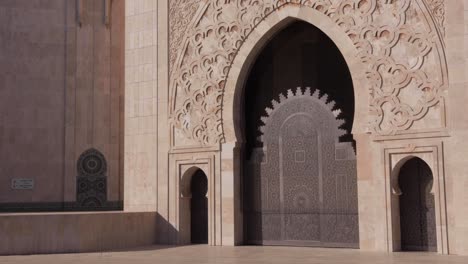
444,0,468,255
0,0,124,210
124,0,158,212
0,0,67,204
0,211,158,255
124,0,172,243
3,0,468,257
162,0,468,256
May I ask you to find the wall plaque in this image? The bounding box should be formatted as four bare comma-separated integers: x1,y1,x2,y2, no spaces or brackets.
11,178,34,190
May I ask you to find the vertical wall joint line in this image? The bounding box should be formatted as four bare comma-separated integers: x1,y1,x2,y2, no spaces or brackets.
104,0,111,26
76,0,82,27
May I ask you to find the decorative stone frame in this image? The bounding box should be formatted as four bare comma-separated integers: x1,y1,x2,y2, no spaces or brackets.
220,5,370,246
169,2,449,248
171,153,222,245
170,1,448,147
384,142,449,254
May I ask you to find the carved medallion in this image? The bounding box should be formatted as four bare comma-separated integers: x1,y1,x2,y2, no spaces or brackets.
77,148,107,207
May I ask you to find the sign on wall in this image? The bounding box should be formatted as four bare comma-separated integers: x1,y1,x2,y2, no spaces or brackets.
11,178,34,190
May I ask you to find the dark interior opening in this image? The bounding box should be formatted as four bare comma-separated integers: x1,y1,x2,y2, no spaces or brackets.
241,20,358,247
398,158,437,252
190,169,208,244
243,20,355,159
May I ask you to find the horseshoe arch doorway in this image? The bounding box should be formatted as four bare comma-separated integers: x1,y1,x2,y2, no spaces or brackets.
241,20,359,248
398,157,437,252
190,169,208,244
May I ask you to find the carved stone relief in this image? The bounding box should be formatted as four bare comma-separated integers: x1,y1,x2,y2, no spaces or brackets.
169,0,203,77
169,0,448,147
425,0,445,37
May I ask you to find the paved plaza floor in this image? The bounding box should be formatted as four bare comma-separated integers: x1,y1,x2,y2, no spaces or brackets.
1,245,468,264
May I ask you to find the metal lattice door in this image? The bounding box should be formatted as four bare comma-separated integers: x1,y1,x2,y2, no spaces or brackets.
244,89,359,248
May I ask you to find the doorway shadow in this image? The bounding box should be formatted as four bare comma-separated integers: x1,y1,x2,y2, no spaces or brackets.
398,158,437,252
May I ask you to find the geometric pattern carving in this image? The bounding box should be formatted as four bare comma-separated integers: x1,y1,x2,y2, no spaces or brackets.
257,87,347,145
77,148,107,207
169,0,203,77
170,0,447,146
244,88,359,247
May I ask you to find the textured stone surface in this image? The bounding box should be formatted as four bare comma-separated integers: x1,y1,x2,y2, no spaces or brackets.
169,0,448,146
124,0,159,212
164,0,466,256
4,0,468,258
168,0,202,76
2,245,468,263
0,0,124,207
0,212,158,255
0,0,66,203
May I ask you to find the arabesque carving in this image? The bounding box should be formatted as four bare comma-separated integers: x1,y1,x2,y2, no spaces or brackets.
169,0,203,76
170,0,448,147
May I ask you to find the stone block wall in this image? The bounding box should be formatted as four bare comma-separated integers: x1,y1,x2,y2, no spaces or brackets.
124,0,172,244
444,0,468,255
0,211,158,255
124,0,158,212
0,0,124,211
0,0,67,204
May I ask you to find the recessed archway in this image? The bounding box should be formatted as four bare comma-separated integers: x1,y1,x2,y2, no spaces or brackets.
241,20,358,247
190,169,208,244
178,166,211,245
219,6,368,246
168,1,449,251
397,157,437,252
223,11,369,145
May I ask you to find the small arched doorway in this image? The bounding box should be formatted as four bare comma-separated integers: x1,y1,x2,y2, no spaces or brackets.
398,158,437,252
190,169,208,244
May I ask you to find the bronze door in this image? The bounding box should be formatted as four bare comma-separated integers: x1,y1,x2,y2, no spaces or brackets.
280,115,321,243
244,89,359,248
399,158,437,252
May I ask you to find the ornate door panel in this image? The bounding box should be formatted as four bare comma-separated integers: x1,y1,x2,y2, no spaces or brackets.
244,88,359,248
399,158,437,251
280,116,320,243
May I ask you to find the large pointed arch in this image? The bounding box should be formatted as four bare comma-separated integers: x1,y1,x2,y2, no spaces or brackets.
169,1,448,147
219,6,367,246
167,1,449,248
222,7,369,144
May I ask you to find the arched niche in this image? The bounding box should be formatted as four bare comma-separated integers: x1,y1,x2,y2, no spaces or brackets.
190,170,208,244
179,166,210,245
240,20,358,247
168,2,448,248
386,147,448,254
396,157,436,252
223,9,368,145
219,6,366,246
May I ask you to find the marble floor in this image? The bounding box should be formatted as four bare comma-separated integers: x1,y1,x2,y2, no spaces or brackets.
1,245,468,264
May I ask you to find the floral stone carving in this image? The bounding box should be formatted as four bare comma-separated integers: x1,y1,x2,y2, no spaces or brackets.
170,0,447,147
